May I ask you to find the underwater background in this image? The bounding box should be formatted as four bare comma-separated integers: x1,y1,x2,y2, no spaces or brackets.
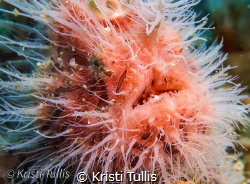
195,2,250,182
0,0,250,183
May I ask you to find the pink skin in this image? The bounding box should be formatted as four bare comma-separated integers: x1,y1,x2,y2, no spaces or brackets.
39,3,213,182
0,0,248,183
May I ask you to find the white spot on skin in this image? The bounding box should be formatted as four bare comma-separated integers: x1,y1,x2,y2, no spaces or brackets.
149,117,155,123
104,27,111,32
69,58,76,66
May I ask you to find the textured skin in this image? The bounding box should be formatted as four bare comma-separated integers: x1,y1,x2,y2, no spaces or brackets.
0,0,248,183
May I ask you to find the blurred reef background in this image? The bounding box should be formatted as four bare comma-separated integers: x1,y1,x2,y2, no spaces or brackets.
0,1,49,184
194,0,250,93
197,1,250,183
0,0,250,183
